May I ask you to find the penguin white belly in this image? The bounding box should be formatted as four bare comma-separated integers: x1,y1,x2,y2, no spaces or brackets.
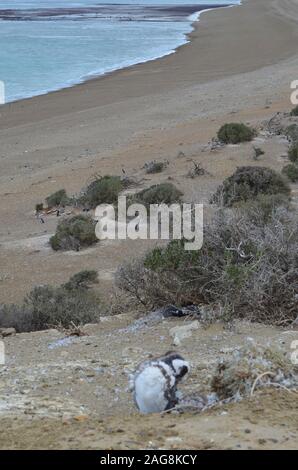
134,366,171,414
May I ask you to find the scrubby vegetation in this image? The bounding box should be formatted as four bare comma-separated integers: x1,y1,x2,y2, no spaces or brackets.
79,175,125,209
186,161,209,178
63,270,98,290
217,123,255,144
282,163,298,182
253,147,265,160
35,203,44,212
288,143,298,163
144,160,167,174
116,199,298,326
50,215,97,251
290,105,298,117
0,271,101,332
46,189,70,208
211,344,297,399
130,183,183,208
211,166,290,207
284,124,298,143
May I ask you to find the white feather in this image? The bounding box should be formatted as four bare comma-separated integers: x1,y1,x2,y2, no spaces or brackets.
134,364,173,414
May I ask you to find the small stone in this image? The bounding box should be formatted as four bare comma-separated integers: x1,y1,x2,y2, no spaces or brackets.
85,371,96,378
170,321,200,346
0,327,16,337
74,414,89,422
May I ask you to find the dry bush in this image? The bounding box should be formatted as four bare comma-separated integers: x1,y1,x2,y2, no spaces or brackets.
116,203,298,325
186,161,209,178
144,160,168,174
211,344,297,399
62,270,98,290
211,166,290,207
0,272,102,332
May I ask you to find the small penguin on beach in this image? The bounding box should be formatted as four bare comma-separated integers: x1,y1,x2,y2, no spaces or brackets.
131,351,190,414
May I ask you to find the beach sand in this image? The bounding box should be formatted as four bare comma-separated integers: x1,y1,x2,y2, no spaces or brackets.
0,0,298,302
0,0,298,451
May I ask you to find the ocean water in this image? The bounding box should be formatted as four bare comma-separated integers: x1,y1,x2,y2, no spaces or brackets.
0,0,239,103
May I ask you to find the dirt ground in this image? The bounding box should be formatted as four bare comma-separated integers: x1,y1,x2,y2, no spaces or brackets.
0,314,297,450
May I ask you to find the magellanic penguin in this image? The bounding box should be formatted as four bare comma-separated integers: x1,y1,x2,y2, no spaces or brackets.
131,351,190,414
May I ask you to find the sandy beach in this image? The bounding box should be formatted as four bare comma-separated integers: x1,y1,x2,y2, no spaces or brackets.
0,0,298,303
0,0,298,451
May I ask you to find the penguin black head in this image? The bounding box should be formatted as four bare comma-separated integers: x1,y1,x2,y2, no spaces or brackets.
162,351,190,381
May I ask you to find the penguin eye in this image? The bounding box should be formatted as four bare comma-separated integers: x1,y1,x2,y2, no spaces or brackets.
177,365,188,379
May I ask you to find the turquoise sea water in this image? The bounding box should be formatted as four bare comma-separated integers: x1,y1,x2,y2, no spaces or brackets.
0,1,239,102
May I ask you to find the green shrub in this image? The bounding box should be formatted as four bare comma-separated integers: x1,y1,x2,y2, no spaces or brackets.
116,203,298,325
211,166,290,207
23,285,100,331
0,273,101,332
0,304,34,333
282,164,298,182
131,183,183,208
284,124,298,143
288,144,298,163
79,175,124,209
46,189,69,208
290,105,298,117
50,215,97,251
63,270,98,290
217,123,255,144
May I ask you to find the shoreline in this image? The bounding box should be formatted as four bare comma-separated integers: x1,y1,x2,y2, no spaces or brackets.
1,0,298,130
2,3,237,105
